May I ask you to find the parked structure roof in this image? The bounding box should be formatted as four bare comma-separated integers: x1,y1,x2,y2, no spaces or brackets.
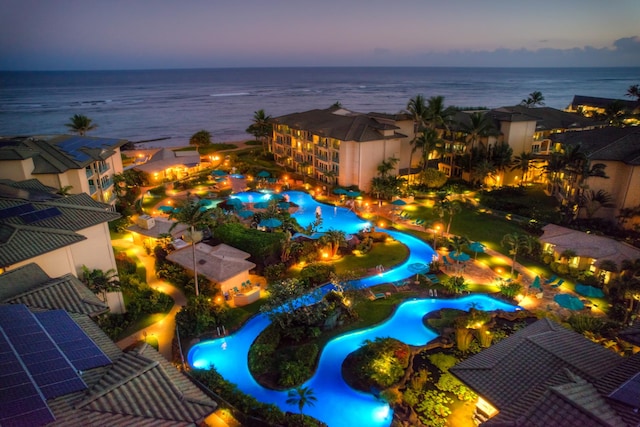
451,318,640,426
272,107,406,142
550,126,640,165
166,242,255,283
0,263,108,316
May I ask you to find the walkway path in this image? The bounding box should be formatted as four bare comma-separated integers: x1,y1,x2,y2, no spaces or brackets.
113,238,187,360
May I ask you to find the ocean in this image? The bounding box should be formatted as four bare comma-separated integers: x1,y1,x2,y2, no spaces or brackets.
1,67,638,148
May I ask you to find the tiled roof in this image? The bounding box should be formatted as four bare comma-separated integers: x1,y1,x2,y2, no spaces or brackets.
272,107,404,142
0,264,108,316
489,106,601,130
570,95,639,112
595,352,640,426
451,318,625,424
0,180,120,267
618,321,640,346
166,242,256,283
0,224,86,266
127,216,188,238
540,223,640,269
0,134,128,171
550,126,640,165
56,343,216,426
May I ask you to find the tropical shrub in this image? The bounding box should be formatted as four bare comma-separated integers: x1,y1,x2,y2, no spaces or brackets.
499,281,523,299
416,390,453,427
347,337,409,390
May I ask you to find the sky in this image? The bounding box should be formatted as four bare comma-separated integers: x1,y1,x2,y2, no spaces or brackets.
1,0,639,70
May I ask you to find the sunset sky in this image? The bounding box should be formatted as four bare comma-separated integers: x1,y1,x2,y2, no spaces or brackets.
1,0,639,70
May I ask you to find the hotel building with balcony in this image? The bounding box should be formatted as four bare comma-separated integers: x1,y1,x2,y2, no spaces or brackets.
0,135,127,208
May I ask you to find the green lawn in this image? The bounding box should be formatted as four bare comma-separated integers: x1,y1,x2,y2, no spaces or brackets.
332,240,409,275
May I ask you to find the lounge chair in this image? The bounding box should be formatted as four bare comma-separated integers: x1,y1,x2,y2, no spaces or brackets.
368,290,386,300
544,275,558,284
413,218,424,226
392,281,409,291
426,274,440,284
551,279,564,288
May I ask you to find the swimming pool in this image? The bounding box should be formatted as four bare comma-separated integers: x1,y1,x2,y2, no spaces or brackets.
189,191,517,426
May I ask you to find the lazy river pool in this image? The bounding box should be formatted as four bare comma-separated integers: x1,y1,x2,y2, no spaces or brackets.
188,191,517,426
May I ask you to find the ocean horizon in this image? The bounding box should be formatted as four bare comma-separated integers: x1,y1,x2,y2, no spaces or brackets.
1,66,638,148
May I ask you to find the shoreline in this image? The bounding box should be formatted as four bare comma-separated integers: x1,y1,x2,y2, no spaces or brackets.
129,138,250,151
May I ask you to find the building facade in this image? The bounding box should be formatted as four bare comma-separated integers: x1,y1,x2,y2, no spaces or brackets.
270,106,412,192
0,135,127,208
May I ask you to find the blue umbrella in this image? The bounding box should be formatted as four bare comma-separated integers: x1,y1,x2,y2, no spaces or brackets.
575,284,605,298
469,241,486,259
259,218,282,228
225,198,243,209
211,169,227,176
237,210,254,219
257,170,271,178
158,205,175,213
531,276,541,289
278,202,291,209
449,252,471,262
391,199,407,206
253,201,270,209
554,294,585,310
346,190,361,198
333,188,347,195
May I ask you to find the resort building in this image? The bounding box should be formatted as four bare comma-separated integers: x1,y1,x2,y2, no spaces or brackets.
270,106,412,192
547,126,640,227
130,147,201,184
0,179,120,279
0,135,128,208
566,95,640,126
451,318,640,426
440,106,601,185
539,223,640,284
127,215,189,251
166,242,257,298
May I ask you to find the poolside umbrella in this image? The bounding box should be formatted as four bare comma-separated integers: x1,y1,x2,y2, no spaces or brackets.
259,218,282,228
237,209,254,219
333,188,347,195
346,190,361,198
531,276,542,289
158,205,175,213
215,177,226,183
391,199,407,206
226,198,243,209
278,202,291,209
449,252,471,262
575,284,605,298
469,241,486,259
408,262,429,280
211,169,227,176
257,170,271,178
554,294,584,310
253,201,270,209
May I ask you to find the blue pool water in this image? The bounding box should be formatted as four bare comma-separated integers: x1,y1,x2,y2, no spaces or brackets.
189,191,517,426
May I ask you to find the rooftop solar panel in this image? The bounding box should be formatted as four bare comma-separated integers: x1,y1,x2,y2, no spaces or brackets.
0,305,87,400
36,310,111,371
19,206,63,224
0,203,35,220
609,371,640,409
0,330,55,427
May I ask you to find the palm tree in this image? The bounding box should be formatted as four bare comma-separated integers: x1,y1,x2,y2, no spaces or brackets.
579,189,615,219
471,158,496,186
65,114,97,136
416,128,442,170
286,386,317,423
461,111,494,167
426,95,456,131
189,130,212,148
376,156,399,178
510,151,535,185
169,197,212,296
490,142,513,185
319,229,347,258
81,266,119,300
501,233,535,277
434,198,461,235
404,94,429,180
245,109,273,155
625,84,640,101
520,91,545,107
543,152,566,196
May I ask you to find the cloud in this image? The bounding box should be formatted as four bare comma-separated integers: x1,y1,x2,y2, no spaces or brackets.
613,36,640,53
